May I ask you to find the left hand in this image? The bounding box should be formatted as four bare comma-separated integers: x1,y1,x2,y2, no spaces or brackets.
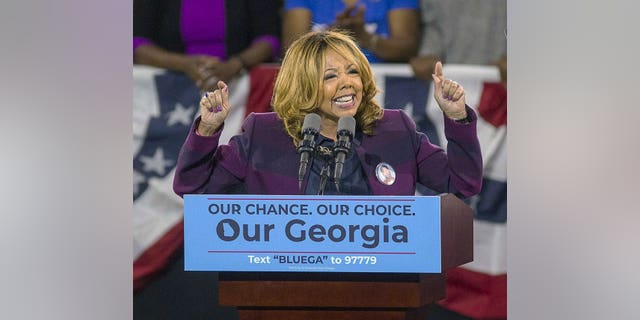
432,61,467,120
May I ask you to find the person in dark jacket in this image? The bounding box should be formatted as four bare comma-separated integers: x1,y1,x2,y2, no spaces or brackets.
134,0,281,91
173,30,482,198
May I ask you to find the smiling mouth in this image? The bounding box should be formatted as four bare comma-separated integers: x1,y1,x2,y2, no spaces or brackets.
333,95,356,108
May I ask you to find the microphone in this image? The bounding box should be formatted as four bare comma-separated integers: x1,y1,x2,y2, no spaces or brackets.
332,116,356,192
298,113,321,191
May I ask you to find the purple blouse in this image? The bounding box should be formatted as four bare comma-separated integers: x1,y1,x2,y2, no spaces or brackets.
180,0,226,57
133,0,280,60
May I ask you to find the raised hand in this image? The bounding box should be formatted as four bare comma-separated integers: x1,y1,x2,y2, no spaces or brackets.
197,80,231,136
431,61,467,120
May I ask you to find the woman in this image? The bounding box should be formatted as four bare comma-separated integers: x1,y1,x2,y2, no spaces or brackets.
133,0,280,91
173,31,482,198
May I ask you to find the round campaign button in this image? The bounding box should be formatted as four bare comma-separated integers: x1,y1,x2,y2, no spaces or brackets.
375,162,396,186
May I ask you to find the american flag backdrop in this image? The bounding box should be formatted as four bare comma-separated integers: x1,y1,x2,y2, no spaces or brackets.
132,63,506,319
132,66,251,291
384,65,506,320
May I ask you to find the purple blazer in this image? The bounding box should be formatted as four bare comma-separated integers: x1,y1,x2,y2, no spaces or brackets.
173,108,482,198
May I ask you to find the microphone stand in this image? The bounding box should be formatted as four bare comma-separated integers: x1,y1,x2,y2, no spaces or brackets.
317,163,331,195
315,146,333,195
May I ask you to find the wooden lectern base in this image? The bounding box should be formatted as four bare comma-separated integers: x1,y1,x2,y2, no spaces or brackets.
219,272,446,320
235,307,431,320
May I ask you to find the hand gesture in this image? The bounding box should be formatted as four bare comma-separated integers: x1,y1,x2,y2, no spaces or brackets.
333,5,367,41
197,81,231,136
432,61,467,120
183,55,221,88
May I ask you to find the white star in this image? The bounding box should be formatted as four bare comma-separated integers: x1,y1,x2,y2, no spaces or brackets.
166,102,195,126
133,169,146,195
139,148,174,175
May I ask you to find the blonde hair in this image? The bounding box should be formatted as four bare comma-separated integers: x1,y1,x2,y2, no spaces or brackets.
271,30,383,146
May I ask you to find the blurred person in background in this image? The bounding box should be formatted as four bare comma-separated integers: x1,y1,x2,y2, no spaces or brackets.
282,0,420,63
410,0,507,85
133,0,282,91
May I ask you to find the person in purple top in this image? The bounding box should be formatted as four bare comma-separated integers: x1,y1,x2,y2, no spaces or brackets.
173,30,482,198
133,0,281,91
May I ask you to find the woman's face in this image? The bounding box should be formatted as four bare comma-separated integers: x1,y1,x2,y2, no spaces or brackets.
317,49,363,129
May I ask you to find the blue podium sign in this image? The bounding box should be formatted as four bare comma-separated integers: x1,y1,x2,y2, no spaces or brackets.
184,195,441,273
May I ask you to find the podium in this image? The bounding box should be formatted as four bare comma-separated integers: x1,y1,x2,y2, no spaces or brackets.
217,194,473,320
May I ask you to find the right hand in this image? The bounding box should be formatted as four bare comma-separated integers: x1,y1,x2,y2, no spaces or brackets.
183,55,221,88
197,81,231,136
